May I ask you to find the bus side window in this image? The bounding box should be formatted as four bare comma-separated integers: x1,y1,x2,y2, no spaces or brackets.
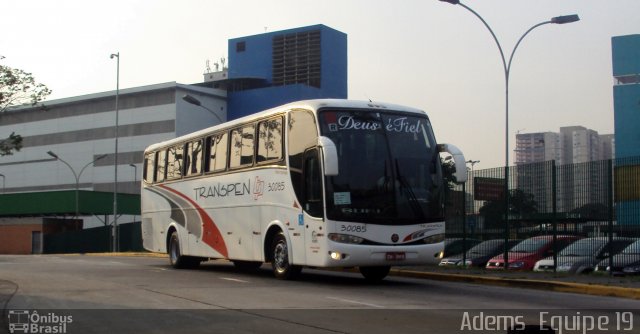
257,117,283,164
230,124,255,169
143,152,155,183
156,150,166,182
186,139,203,177
207,132,228,173
288,110,318,208
303,148,323,217
166,145,184,180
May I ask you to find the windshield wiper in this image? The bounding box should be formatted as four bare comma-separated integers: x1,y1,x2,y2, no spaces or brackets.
395,159,424,219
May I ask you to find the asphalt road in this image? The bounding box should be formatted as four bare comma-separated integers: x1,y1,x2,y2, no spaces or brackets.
1,255,638,334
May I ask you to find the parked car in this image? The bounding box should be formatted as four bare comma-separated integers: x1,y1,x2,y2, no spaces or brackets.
439,239,520,267
623,263,640,275
486,235,581,270
534,237,635,274
436,238,481,259
594,239,640,275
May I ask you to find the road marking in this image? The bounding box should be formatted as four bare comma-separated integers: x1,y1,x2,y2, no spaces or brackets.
326,296,384,308
219,277,250,283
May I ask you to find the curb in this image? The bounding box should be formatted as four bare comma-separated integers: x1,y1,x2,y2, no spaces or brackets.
390,268,640,300
62,252,168,258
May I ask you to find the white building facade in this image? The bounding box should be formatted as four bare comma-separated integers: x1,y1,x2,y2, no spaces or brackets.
0,82,226,225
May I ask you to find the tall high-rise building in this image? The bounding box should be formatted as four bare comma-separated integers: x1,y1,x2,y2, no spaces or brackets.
515,127,614,216
599,134,615,161
515,127,613,165
515,132,562,165
560,126,602,164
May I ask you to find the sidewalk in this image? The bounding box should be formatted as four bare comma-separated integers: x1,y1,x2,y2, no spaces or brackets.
393,265,640,300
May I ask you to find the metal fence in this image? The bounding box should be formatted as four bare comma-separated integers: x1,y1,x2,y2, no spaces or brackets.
44,222,144,254
443,157,640,275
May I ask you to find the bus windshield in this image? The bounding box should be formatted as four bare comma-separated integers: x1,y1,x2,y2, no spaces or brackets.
319,109,444,225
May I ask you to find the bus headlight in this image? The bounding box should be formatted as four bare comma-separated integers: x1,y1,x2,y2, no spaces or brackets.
423,233,445,244
330,251,343,260
328,233,364,244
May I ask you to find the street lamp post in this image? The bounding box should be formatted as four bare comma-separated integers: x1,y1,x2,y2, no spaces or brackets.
182,94,224,123
438,0,579,268
47,151,107,219
466,160,480,175
0,173,5,194
110,52,120,253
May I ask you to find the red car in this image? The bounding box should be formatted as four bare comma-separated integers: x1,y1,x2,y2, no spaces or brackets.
485,235,581,270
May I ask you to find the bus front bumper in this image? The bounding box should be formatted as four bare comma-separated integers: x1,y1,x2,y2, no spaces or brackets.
320,241,444,268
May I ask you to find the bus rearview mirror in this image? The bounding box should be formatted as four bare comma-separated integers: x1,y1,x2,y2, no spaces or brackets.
438,143,467,183
318,136,339,176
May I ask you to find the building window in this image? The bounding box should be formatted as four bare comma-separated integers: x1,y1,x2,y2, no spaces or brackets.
236,41,246,53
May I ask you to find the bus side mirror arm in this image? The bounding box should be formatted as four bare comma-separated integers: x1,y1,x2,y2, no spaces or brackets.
438,143,467,183
318,136,339,176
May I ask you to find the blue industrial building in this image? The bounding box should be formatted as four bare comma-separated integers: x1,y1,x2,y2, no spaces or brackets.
612,34,640,225
225,24,348,120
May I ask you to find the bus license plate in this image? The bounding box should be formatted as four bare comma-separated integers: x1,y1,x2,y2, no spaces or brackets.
386,252,406,261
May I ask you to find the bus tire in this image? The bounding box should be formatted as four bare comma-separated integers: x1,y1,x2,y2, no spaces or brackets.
270,232,301,280
359,266,390,282
169,231,200,269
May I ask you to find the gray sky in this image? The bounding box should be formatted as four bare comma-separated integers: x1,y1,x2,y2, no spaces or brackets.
3,0,639,168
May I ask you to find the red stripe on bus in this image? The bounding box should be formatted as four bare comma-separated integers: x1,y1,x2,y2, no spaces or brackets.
159,185,229,258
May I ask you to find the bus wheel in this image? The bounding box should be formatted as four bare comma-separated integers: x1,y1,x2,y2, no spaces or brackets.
233,260,262,271
169,231,200,269
271,232,301,280
359,266,390,282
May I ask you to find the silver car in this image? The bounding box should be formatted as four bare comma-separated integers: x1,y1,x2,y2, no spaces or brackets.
534,237,634,274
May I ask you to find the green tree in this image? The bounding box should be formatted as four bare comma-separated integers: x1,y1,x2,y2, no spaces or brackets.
1,56,52,156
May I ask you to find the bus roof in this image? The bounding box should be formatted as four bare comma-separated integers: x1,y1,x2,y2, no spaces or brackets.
144,99,427,152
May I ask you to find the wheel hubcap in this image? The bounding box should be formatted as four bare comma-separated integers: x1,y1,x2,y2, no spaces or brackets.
171,241,178,262
274,242,287,271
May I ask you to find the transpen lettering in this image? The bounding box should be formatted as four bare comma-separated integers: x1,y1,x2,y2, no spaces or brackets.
194,180,251,200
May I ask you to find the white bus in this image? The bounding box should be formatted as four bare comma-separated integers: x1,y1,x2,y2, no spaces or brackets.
141,99,466,281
